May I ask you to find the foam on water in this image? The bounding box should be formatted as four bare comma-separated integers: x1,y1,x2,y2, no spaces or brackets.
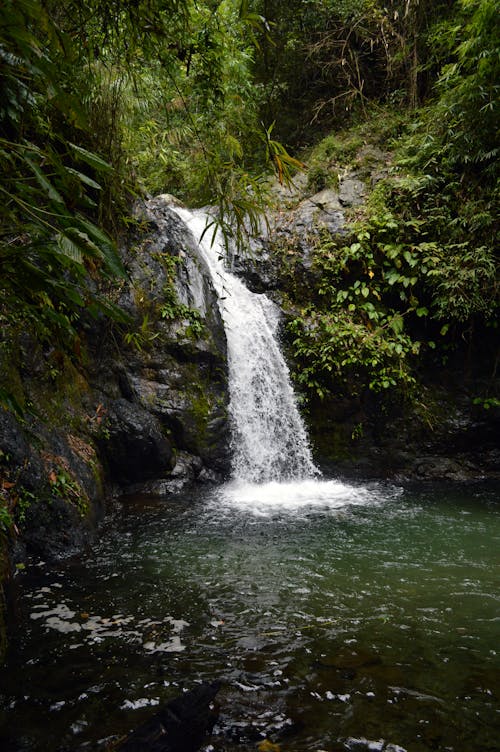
215,478,379,517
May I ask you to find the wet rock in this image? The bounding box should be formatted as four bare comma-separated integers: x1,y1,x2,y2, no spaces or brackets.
411,456,479,481
129,451,208,495
131,196,226,359
170,451,203,479
288,191,345,237
0,406,108,561
116,681,220,752
138,477,191,495
230,241,282,293
97,195,231,474
197,466,221,483
230,182,346,293
19,495,93,562
0,410,45,491
99,398,175,484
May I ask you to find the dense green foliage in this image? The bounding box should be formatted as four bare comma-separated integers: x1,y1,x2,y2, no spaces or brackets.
0,1,129,358
0,0,498,412
287,0,498,403
0,0,300,390
252,0,457,142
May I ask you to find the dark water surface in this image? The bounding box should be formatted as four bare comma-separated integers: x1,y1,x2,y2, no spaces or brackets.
1,480,499,751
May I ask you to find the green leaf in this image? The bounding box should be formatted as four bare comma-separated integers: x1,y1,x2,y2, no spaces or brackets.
25,158,64,204
56,233,83,263
390,315,403,334
63,286,85,306
385,271,400,286
75,217,126,277
68,143,113,173
0,387,25,418
66,167,102,190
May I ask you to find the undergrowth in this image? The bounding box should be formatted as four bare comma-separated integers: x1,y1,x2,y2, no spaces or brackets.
286,99,499,404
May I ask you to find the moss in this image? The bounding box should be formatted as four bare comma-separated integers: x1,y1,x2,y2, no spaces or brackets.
0,337,25,412
302,105,404,195
0,532,8,663
188,388,211,443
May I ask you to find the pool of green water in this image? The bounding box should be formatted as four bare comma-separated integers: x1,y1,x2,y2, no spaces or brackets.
0,480,499,751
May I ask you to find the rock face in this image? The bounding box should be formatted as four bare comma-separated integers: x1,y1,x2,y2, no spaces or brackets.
227,169,500,483
93,196,230,483
230,185,346,294
308,389,500,481
98,398,175,484
0,196,230,568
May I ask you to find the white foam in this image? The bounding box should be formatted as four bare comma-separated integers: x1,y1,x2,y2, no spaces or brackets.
214,478,376,517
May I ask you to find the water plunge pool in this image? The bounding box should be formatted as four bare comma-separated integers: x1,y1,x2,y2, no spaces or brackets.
1,479,499,751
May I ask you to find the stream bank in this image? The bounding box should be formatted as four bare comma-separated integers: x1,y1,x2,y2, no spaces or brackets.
0,198,231,659
231,138,499,484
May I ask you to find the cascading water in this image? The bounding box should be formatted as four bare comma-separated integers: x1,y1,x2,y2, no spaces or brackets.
173,206,374,515
173,206,317,484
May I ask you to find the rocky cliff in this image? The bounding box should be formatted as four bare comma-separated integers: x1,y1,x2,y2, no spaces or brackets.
0,197,230,612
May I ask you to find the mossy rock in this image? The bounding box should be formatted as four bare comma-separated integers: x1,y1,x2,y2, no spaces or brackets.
0,532,8,663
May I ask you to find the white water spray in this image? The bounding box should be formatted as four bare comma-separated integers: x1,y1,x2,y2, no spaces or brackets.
173,207,317,483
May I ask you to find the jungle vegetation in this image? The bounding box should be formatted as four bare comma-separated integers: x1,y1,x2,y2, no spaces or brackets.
0,0,498,415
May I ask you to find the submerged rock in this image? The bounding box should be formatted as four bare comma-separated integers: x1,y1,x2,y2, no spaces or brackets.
116,682,220,752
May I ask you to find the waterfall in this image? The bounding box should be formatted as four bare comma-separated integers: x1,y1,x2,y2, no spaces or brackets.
173,207,318,484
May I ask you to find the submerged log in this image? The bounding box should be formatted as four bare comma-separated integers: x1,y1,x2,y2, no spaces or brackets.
115,682,220,752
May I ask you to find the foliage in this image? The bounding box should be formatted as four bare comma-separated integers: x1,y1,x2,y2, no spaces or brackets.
282,0,498,403
123,315,161,352
1,0,498,416
305,132,364,192
0,0,129,405
287,220,423,399
252,0,454,142
432,0,499,172
0,0,306,398
48,466,88,518
288,171,497,399
118,3,303,250
287,74,498,403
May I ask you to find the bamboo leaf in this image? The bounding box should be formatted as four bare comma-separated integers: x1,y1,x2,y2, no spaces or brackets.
66,167,102,190
56,233,83,263
75,217,127,277
68,143,113,173
25,157,64,204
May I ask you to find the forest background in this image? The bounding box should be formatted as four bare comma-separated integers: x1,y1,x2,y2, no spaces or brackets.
0,0,498,431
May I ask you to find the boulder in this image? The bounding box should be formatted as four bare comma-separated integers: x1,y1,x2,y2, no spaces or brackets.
99,398,175,484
